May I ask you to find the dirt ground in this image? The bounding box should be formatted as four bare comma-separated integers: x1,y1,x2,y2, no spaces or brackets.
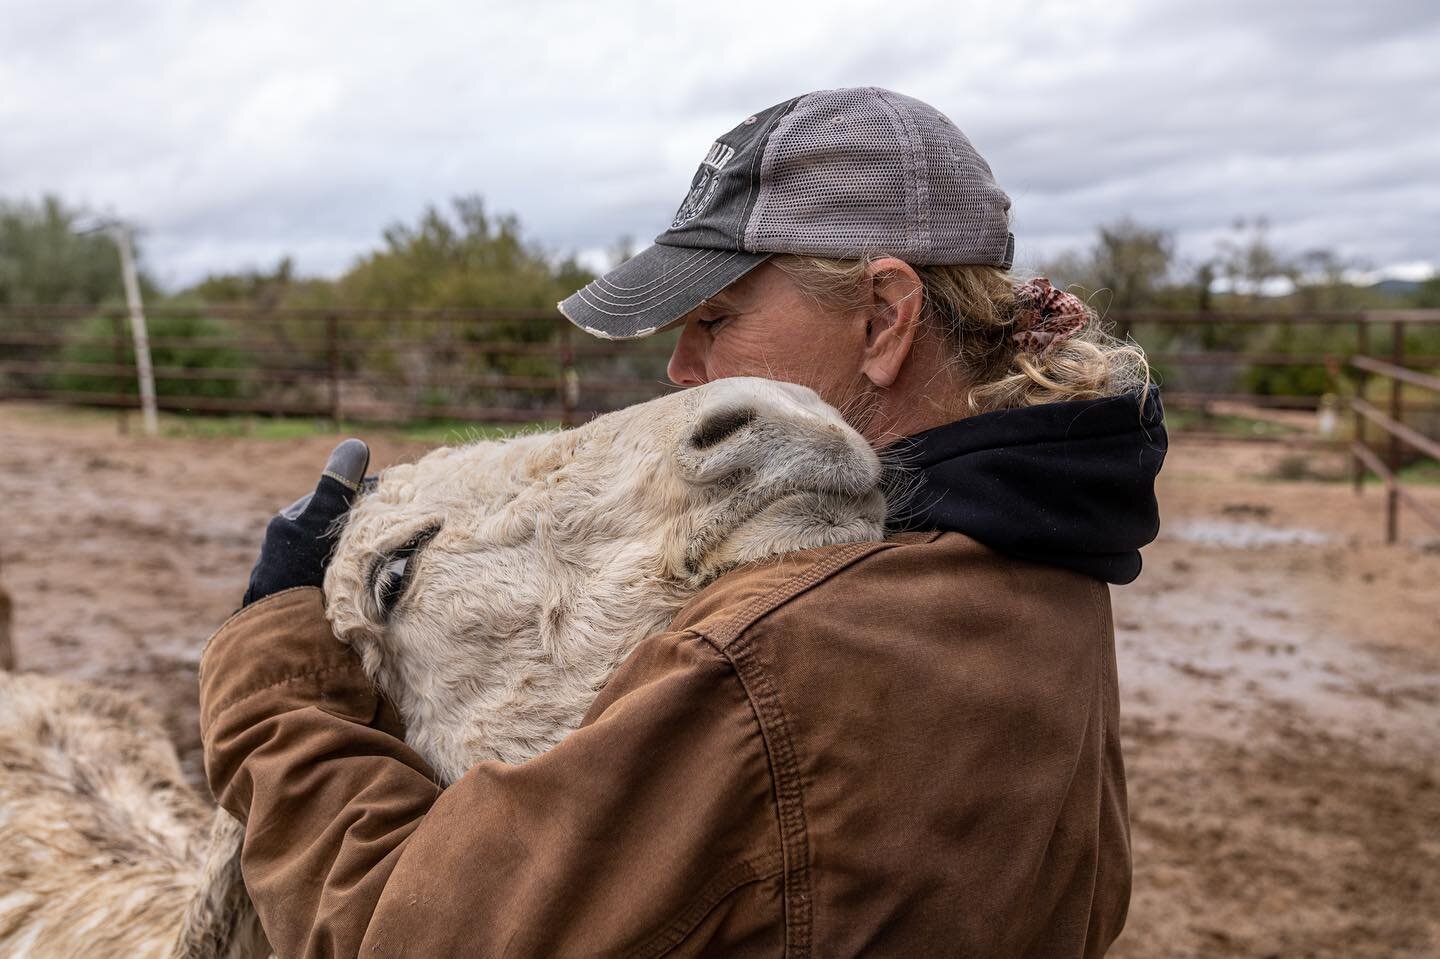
1,402,1437,957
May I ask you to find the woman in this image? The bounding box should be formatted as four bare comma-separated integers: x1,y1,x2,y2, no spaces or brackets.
205,87,1165,956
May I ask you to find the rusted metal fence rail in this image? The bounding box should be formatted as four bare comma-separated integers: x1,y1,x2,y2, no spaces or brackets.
1115,309,1440,415
1345,321,1440,542
0,306,676,426
1112,309,1440,540
4,303,1439,535
4,308,1439,421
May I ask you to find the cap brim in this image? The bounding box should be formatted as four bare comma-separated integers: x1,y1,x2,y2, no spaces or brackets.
558,243,770,340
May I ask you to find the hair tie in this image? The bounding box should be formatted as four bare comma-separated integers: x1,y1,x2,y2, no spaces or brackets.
1011,277,1087,356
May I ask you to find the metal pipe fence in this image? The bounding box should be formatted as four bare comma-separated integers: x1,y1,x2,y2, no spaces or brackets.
2,304,1437,538
1346,328,1440,542
1115,309,1440,541
0,306,675,426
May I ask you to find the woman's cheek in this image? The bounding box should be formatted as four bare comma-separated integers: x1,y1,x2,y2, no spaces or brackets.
708,333,769,380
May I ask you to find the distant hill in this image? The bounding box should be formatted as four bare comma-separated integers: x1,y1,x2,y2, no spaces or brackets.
1367,279,1421,299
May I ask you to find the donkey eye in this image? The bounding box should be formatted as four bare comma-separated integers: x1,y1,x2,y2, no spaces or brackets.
369,524,441,620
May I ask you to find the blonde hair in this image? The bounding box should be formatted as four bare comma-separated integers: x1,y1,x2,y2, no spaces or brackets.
771,254,1151,416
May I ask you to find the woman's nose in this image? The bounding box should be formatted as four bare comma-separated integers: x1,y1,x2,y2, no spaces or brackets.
666,321,709,387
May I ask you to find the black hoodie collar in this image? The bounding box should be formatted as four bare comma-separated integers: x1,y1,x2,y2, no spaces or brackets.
883,386,1167,585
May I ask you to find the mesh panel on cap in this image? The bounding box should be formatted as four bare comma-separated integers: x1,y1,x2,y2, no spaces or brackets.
745,88,918,259
744,87,1011,267
892,90,1012,266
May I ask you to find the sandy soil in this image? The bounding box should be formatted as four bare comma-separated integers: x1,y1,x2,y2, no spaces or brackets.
1,402,1437,957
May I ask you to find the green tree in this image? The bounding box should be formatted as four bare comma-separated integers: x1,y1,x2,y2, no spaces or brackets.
1038,219,1174,311
179,256,329,308
58,312,245,399
1090,219,1174,311
322,197,597,411
1215,217,1292,306
1414,276,1440,308
0,195,159,305
1191,259,1217,312
1290,248,1364,312
335,196,590,310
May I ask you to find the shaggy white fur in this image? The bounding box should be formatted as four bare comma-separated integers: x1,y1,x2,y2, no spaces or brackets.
0,376,884,957
324,376,886,780
0,671,266,958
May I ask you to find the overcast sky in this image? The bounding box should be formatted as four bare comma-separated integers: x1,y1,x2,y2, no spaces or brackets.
2,0,1436,288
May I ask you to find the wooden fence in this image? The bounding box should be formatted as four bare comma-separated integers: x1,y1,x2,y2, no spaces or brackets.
2,305,1438,539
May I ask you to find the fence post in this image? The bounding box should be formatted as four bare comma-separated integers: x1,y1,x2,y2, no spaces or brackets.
326,312,341,430
1351,318,1367,495
110,226,159,436
1385,320,1404,543
558,316,578,427
112,312,129,435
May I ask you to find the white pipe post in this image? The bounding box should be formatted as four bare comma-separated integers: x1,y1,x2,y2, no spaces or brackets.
110,225,159,436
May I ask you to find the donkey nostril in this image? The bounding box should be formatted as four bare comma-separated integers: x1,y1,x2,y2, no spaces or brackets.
691,407,758,449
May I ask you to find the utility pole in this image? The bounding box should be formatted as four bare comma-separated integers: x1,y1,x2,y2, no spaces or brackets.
106,223,159,436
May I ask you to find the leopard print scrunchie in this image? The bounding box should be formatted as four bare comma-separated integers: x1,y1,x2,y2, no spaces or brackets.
1011,278,1087,356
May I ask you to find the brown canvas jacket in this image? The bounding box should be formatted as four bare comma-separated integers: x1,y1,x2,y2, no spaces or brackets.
200,530,1130,958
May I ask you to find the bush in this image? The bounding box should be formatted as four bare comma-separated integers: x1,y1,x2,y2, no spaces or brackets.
1240,323,1348,398
58,312,247,399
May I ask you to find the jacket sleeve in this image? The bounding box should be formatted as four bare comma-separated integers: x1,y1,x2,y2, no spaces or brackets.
199,587,783,958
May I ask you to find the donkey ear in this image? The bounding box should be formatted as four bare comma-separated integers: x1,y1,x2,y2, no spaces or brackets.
324,588,376,647
322,542,391,648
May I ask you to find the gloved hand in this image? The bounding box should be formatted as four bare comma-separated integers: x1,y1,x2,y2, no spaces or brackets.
242,438,371,607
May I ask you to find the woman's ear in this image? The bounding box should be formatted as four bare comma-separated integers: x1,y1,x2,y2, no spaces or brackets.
859,257,924,389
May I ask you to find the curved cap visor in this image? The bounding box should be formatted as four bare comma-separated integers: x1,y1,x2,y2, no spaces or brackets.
558,242,770,340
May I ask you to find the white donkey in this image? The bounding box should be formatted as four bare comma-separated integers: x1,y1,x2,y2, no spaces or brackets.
0,670,267,958
0,377,886,957
324,375,885,779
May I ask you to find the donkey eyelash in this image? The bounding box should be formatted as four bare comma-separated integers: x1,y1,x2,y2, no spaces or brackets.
369,524,441,620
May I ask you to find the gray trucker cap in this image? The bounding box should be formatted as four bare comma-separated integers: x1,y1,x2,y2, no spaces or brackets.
558,86,1014,340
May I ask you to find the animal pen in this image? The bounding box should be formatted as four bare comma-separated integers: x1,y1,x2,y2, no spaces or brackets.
1,305,1438,541
2,306,1439,957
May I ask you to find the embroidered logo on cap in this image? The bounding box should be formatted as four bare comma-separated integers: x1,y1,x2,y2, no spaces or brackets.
671,141,736,229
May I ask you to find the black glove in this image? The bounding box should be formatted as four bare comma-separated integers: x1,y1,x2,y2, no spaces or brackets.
242,438,371,607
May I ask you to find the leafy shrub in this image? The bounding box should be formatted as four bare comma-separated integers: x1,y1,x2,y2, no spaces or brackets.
58,312,247,399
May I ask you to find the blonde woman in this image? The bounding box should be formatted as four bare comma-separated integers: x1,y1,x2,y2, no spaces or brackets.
206,87,1165,957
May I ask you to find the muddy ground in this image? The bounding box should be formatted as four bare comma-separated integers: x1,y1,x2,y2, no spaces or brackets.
1,402,1437,957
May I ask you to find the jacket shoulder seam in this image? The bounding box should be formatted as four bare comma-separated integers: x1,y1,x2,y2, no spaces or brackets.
718,635,813,957
631,849,784,958
701,540,898,649
683,534,942,955
685,540,923,956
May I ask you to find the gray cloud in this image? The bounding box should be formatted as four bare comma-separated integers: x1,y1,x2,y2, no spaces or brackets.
1,0,1435,287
